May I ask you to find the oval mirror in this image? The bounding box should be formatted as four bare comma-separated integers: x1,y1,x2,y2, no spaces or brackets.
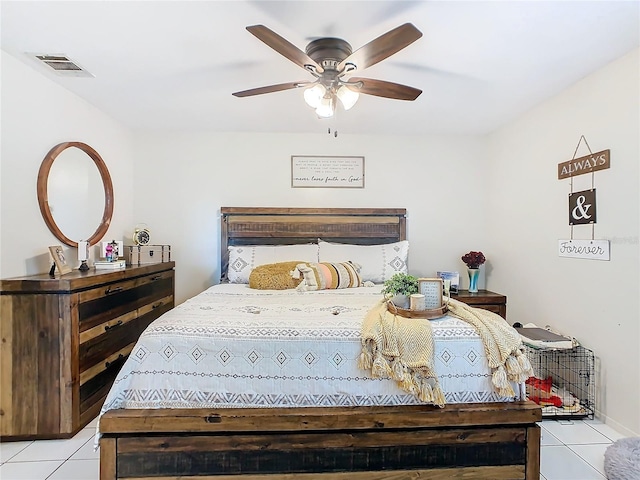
37,142,114,247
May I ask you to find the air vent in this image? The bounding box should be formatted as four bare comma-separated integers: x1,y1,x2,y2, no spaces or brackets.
28,53,94,77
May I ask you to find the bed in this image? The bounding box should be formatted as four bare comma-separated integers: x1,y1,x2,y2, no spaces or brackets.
99,207,541,479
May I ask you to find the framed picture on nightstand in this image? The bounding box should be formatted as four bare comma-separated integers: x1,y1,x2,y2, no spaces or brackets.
437,271,459,294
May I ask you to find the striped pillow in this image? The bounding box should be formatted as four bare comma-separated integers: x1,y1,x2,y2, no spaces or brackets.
293,261,362,291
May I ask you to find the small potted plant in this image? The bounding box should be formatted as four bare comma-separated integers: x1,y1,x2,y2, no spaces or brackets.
382,272,419,308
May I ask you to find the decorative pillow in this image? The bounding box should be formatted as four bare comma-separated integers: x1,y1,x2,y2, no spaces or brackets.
318,240,409,283
292,261,362,291
249,261,305,290
227,244,319,283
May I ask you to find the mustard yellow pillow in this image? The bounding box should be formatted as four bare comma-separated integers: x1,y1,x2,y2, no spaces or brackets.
249,261,305,290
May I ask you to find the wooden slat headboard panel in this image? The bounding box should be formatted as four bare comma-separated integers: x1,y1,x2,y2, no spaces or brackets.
220,207,406,282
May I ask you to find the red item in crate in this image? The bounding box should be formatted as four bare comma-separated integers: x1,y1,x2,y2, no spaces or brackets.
526,376,563,407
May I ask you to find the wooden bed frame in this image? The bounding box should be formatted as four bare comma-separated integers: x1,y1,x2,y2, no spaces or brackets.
99,207,541,479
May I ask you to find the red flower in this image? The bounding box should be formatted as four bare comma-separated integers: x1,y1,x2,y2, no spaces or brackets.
461,251,485,269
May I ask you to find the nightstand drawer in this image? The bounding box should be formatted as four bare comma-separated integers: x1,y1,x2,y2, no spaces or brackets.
453,289,507,319
475,304,503,316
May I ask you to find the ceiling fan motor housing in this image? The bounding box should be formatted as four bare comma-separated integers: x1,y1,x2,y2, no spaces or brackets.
305,38,352,71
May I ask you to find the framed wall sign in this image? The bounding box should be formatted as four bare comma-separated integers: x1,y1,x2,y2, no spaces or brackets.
418,278,444,309
291,155,364,188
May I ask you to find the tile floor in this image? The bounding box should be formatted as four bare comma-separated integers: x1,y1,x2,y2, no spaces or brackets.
0,417,628,479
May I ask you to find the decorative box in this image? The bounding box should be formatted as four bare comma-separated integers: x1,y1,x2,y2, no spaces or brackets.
126,245,171,265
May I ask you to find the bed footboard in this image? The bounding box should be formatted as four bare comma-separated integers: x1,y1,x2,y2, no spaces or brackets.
100,402,541,479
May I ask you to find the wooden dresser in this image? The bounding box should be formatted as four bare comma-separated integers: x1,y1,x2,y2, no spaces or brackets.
454,289,507,319
0,262,175,440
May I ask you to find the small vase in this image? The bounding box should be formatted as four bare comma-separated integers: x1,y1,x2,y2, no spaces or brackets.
467,268,480,293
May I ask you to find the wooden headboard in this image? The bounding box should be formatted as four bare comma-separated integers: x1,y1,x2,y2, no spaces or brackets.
220,207,406,282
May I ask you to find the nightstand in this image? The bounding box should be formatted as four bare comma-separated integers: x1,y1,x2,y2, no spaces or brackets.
453,289,507,319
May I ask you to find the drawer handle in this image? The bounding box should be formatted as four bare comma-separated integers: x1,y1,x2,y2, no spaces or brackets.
105,286,123,295
105,354,125,369
104,320,123,331
152,302,163,309
150,275,162,281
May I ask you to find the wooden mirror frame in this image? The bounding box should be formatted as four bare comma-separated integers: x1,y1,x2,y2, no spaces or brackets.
37,141,114,247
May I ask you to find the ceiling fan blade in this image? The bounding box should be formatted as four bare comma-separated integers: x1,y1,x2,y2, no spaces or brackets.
346,77,422,101
338,23,422,72
232,81,310,98
246,25,323,73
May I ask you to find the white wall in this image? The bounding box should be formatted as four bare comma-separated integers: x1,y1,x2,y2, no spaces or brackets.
487,49,640,436
132,132,489,304
2,45,638,436
0,51,135,277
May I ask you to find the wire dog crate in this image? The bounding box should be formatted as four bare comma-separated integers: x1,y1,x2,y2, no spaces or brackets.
523,344,595,419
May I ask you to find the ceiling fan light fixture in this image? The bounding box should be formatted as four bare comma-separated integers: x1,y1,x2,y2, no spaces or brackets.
303,84,326,108
336,85,359,110
315,95,335,118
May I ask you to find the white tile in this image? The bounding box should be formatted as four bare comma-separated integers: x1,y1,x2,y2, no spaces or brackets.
47,458,99,480
9,436,88,462
542,420,612,445
570,444,609,476
0,441,33,463
71,427,95,442
585,421,627,442
541,445,606,480
82,416,99,430
0,460,63,480
69,438,99,460
541,425,563,446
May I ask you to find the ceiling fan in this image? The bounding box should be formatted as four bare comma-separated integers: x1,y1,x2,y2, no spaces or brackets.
232,23,423,118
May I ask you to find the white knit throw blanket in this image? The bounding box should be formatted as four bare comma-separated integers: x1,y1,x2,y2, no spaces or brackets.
358,298,533,406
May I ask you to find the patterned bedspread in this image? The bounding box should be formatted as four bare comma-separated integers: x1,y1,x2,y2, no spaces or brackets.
99,284,519,423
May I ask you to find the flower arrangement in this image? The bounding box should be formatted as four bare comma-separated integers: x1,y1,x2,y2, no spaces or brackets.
461,251,486,269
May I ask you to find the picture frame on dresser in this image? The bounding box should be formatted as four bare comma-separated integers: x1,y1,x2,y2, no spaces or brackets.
48,245,72,275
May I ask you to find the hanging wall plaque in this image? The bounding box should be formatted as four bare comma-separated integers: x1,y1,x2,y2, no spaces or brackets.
568,189,596,225
557,149,610,179
558,239,610,260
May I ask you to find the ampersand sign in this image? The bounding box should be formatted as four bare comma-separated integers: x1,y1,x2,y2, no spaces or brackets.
569,189,597,225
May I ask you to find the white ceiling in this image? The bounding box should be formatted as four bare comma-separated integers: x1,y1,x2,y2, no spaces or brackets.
2,1,638,135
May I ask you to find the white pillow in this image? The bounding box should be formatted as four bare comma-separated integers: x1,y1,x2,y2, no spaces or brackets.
227,244,319,284
318,240,409,283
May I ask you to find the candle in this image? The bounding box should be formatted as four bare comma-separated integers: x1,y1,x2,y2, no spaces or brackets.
410,293,426,311
78,241,89,262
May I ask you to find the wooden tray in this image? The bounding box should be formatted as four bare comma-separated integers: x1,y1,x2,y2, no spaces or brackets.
386,301,448,320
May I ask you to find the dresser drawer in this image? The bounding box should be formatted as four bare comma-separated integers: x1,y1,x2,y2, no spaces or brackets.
79,295,173,378
79,348,130,418
78,271,174,331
